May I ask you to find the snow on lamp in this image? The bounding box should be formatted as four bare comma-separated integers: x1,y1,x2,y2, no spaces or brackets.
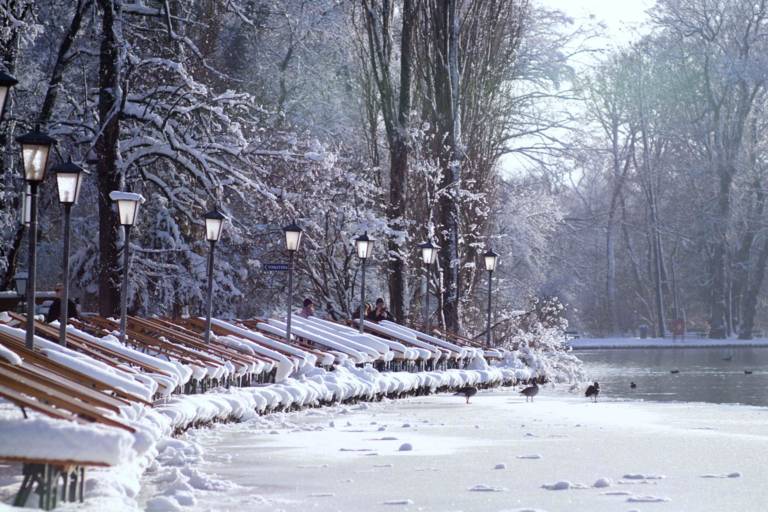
110,191,145,226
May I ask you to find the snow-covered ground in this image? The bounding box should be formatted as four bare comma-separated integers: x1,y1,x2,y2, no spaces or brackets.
570,336,768,349
137,388,768,512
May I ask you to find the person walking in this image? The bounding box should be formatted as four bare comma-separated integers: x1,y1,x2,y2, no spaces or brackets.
369,297,394,322
299,298,315,318
46,283,79,324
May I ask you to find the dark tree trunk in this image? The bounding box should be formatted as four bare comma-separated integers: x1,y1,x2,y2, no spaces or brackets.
739,236,768,340
38,0,89,125
360,0,413,323
709,171,732,338
96,0,123,317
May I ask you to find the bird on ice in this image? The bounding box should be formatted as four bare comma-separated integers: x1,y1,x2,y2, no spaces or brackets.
455,385,478,404
630,381,637,389
520,381,539,402
585,381,600,402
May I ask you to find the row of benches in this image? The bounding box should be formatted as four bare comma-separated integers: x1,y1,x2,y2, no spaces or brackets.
0,311,502,509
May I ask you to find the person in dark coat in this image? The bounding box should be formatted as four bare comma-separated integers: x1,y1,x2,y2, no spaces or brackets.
46,283,79,324
368,297,394,322
325,302,340,321
299,298,315,318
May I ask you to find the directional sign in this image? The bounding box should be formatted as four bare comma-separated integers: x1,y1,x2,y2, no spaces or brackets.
263,263,289,272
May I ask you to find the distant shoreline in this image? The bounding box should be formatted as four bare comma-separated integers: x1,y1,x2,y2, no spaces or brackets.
569,338,768,350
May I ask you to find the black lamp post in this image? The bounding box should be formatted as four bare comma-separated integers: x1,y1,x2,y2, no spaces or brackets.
110,191,145,344
203,208,226,344
53,159,86,347
483,249,499,347
16,127,57,349
355,232,373,333
418,240,438,331
283,221,303,342
0,69,18,122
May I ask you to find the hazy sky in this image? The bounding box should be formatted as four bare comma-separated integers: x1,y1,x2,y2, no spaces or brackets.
540,0,655,47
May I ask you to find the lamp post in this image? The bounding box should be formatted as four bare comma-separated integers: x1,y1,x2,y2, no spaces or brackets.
203,208,226,343
418,240,438,331
355,232,373,333
53,159,86,347
483,249,499,347
110,191,145,344
0,69,17,123
16,127,57,349
283,221,303,342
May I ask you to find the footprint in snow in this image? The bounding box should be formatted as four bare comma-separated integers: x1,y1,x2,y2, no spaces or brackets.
701,472,741,479
398,443,413,452
494,463,507,470
339,448,375,452
517,454,542,460
469,484,506,492
308,492,335,497
623,473,666,480
627,495,671,503
374,464,393,468
541,481,589,491
383,499,414,506
602,491,632,496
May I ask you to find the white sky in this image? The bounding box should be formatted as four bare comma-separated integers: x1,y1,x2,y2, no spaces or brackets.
539,0,655,48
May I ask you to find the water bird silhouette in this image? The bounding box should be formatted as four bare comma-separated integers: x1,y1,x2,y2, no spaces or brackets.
585,381,600,402
630,381,637,389
454,385,478,404
520,381,539,402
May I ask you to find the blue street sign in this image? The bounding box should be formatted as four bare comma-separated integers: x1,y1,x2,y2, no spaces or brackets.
264,263,289,272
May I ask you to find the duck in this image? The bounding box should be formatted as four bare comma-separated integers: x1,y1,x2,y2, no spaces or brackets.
585,381,600,402
670,369,680,374
630,381,637,389
744,370,753,375
455,385,478,404
520,381,539,402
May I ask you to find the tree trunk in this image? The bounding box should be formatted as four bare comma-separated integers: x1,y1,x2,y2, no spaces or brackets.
738,235,768,340
96,0,123,316
385,0,413,323
709,170,732,338
436,0,463,333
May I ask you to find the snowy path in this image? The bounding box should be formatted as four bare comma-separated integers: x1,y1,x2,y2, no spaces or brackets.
139,389,768,511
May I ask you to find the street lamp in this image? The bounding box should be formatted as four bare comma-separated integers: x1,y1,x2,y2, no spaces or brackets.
355,232,373,333
53,159,86,347
110,191,145,344
203,208,226,344
283,220,303,342
0,69,17,122
16,127,57,349
418,240,438,331
483,249,499,347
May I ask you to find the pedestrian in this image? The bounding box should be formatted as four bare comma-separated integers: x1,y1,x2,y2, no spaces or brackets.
46,283,79,324
299,298,315,318
325,302,340,321
369,297,394,322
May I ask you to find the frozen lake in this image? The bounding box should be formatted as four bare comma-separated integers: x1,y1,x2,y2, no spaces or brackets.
578,347,768,406
141,389,768,512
